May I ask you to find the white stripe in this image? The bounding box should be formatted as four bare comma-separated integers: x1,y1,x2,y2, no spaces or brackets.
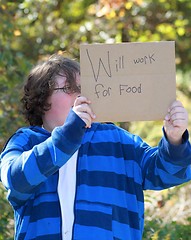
58,150,78,240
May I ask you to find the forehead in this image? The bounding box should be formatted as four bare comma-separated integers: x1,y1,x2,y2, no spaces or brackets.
55,75,67,86
54,72,80,86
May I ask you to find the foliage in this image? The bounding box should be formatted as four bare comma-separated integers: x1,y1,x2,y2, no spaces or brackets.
143,217,191,240
0,0,191,239
143,183,191,239
0,185,13,240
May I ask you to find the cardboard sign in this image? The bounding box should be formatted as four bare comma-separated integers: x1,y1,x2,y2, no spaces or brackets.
80,41,176,122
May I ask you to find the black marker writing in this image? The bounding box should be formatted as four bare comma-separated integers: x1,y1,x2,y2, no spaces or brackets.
86,49,112,82
94,83,142,99
119,84,142,95
95,84,112,98
134,53,155,64
115,56,124,72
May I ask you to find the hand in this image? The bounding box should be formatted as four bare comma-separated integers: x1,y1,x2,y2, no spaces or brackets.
73,96,96,128
164,100,188,145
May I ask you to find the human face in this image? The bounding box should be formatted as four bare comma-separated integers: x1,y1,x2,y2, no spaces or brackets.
42,73,80,132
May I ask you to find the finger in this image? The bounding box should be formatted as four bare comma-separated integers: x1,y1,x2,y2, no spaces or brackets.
170,110,186,120
74,96,90,107
168,101,187,120
77,112,92,128
169,106,185,117
165,111,188,128
168,100,183,111
76,112,92,128
170,111,185,122
172,119,187,128
74,104,96,120
165,100,182,120
163,119,169,129
168,113,188,131
74,96,96,119
165,113,170,121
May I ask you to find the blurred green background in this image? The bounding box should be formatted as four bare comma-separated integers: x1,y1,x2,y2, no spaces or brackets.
0,0,191,239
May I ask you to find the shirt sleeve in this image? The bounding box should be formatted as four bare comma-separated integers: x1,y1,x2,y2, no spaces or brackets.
134,129,191,190
0,109,86,206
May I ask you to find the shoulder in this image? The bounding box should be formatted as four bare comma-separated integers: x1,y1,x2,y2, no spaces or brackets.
2,126,50,151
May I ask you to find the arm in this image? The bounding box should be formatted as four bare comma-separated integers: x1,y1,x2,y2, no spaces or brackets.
0,110,86,205
140,130,191,190
0,96,95,206
137,100,191,189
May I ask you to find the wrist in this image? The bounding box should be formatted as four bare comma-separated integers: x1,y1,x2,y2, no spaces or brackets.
163,127,184,146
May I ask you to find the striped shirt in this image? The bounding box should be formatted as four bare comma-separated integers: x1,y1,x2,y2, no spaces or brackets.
0,110,191,239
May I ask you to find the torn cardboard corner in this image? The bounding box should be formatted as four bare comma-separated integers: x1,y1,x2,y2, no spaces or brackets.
80,41,176,122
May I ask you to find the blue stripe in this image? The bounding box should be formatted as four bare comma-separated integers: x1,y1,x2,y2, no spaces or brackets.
75,209,112,231
76,186,144,211
157,160,190,179
10,161,33,194
9,197,29,208
47,138,72,167
145,169,188,190
33,193,58,206
76,200,112,215
77,170,143,199
78,155,127,174
175,167,190,178
51,109,85,154
159,131,191,167
74,206,140,236
76,200,141,230
74,225,113,239
156,157,184,174
79,142,136,161
113,220,141,239
85,128,121,143
17,232,27,239
23,201,61,222
33,143,60,177
30,234,61,240
23,151,47,185
21,217,61,238
113,205,140,229
78,155,143,185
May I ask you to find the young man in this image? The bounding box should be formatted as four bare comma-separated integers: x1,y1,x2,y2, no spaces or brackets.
0,54,191,240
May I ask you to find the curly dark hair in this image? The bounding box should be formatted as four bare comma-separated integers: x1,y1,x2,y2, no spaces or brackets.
21,54,80,126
